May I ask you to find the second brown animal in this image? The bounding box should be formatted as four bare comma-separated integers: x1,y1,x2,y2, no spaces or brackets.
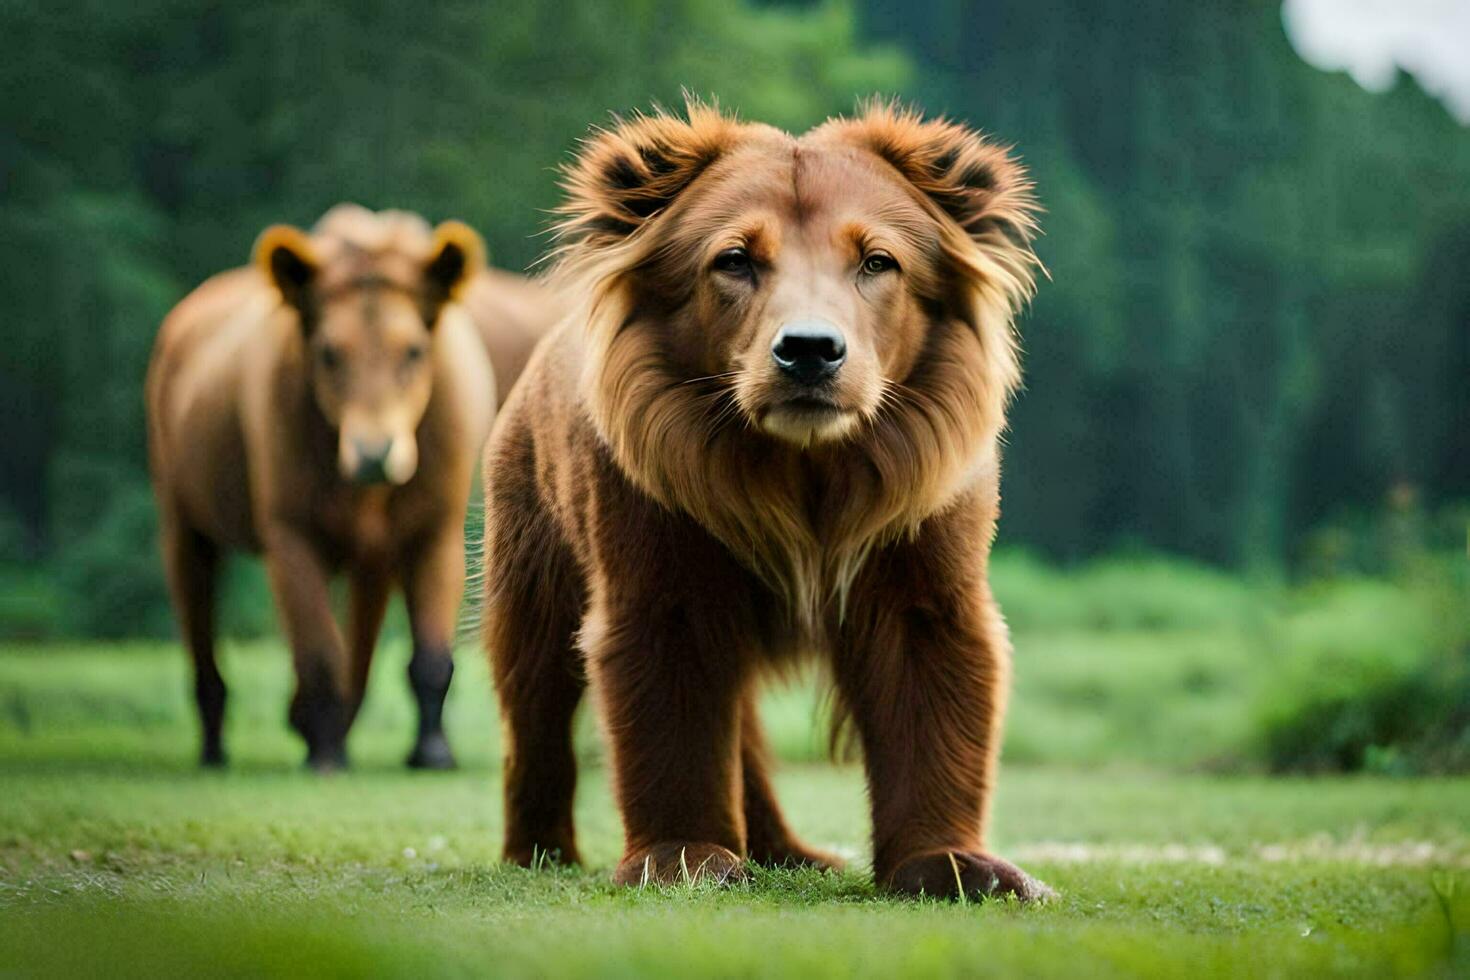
147,204,559,771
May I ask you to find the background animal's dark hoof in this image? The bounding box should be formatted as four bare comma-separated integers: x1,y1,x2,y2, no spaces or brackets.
887,850,1055,903
406,733,456,770
305,746,348,774
199,745,227,768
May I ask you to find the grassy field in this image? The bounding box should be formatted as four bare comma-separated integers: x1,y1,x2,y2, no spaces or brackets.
2,558,1468,977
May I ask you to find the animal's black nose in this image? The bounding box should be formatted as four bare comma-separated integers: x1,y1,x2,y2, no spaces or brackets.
353,439,392,484
772,320,847,384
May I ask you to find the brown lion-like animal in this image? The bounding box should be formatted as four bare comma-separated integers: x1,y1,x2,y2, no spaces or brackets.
481,102,1051,901
147,205,551,771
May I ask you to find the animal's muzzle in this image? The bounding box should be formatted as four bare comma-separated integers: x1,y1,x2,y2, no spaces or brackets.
349,437,393,484
772,319,847,385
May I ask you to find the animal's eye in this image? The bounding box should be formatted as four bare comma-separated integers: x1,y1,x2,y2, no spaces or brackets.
403,344,426,366
861,252,899,276
712,247,753,277
317,344,341,370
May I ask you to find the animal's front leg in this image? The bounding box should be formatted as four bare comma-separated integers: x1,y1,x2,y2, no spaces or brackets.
262,523,350,772
345,566,392,725
402,523,465,770
835,543,1051,902
584,595,749,886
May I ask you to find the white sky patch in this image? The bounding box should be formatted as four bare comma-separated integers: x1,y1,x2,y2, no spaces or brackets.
1282,0,1470,123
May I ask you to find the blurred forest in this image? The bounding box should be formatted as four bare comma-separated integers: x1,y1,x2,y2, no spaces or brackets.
2,0,1468,639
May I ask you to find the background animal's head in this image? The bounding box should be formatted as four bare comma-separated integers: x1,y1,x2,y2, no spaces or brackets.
555,101,1039,451
253,206,484,485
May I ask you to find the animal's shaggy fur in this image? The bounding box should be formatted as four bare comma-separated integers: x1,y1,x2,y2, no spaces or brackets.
481,102,1050,900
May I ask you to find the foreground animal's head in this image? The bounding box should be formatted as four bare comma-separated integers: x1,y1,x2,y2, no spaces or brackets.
555,101,1039,454
253,206,484,485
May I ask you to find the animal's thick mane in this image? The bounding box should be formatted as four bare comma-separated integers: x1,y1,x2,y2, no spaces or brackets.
551,103,1040,631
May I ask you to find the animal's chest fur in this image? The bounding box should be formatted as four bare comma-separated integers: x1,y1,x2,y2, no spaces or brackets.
316,489,401,563
713,470,907,639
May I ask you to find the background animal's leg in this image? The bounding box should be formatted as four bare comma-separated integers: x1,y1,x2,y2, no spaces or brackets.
740,689,843,870
588,595,748,887
263,524,351,772
486,510,585,865
402,523,464,770
345,566,392,726
161,513,225,767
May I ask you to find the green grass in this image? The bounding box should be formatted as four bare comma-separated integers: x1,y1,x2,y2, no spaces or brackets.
2,632,1469,977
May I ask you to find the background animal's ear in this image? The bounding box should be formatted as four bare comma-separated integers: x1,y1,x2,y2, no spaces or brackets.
253,225,318,309
423,220,485,314
832,102,1038,249
555,102,743,249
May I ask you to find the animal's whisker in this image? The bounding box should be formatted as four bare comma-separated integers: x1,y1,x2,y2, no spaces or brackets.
702,390,748,437
677,370,742,387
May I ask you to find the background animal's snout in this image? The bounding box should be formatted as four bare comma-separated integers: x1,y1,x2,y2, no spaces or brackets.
341,433,406,485
351,437,392,484
342,434,391,484
339,411,421,486
772,320,847,385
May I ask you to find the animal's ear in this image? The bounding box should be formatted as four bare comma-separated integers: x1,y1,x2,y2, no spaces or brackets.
829,102,1038,248
423,220,485,313
555,102,743,249
254,225,319,309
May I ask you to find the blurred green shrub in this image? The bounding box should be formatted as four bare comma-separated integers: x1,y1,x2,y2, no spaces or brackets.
52,481,174,639
0,503,60,640
992,549,1265,632
1258,657,1470,776
991,531,1470,774
1252,559,1470,775
0,568,63,641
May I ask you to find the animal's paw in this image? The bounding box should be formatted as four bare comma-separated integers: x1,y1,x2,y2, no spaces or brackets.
887,850,1054,903
406,732,457,770
613,842,746,887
